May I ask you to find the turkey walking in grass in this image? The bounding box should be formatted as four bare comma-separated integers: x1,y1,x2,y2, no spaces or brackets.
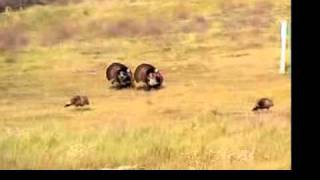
64,95,90,108
106,62,133,89
134,63,164,90
252,98,274,111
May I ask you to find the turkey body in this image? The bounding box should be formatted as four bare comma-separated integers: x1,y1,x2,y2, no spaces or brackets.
65,95,90,107
252,98,274,111
106,62,133,89
134,63,163,90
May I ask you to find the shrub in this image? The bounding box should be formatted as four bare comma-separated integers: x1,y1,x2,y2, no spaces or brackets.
0,23,29,52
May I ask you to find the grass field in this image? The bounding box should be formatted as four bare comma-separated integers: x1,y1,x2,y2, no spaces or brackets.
0,0,291,170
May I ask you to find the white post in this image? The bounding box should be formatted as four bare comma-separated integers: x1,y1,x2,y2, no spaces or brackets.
288,20,291,69
280,20,287,74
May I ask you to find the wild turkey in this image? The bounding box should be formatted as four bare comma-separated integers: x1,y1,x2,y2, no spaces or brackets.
106,62,133,89
65,95,90,107
134,63,163,90
252,98,274,111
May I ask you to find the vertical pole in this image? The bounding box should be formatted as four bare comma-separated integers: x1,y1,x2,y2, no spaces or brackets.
4,7,11,27
288,20,291,70
280,20,287,74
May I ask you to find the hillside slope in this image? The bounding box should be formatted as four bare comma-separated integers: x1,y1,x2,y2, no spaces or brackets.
0,0,290,169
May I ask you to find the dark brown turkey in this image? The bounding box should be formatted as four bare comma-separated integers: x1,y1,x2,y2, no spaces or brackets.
134,63,163,90
252,98,274,111
106,62,133,89
64,95,90,107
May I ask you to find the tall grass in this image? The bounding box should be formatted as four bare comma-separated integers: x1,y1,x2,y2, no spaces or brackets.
0,111,290,169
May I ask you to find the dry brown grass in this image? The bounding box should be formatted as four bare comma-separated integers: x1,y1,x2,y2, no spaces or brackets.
181,16,210,33
174,4,191,20
218,0,274,41
44,0,83,5
40,21,79,46
91,17,172,38
0,23,29,53
0,0,291,170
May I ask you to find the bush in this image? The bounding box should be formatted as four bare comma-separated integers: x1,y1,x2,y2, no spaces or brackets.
0,23,29,53
92,18,171,38
0,0,46,12
0,0,82,13
40,21,79,46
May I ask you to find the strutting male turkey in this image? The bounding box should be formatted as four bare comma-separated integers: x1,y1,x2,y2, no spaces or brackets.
106,62,133,89
252,98,274,111
134,63,164,90
65,95,90,107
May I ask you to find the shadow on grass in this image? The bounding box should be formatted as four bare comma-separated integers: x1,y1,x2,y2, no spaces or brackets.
108,85,135,91
135,85,165,91
69,107,93,112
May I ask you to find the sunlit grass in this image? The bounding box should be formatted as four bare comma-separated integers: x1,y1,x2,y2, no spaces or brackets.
0,0,290,169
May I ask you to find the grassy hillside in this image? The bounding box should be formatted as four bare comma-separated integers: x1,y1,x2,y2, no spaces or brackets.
0,0,291,169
